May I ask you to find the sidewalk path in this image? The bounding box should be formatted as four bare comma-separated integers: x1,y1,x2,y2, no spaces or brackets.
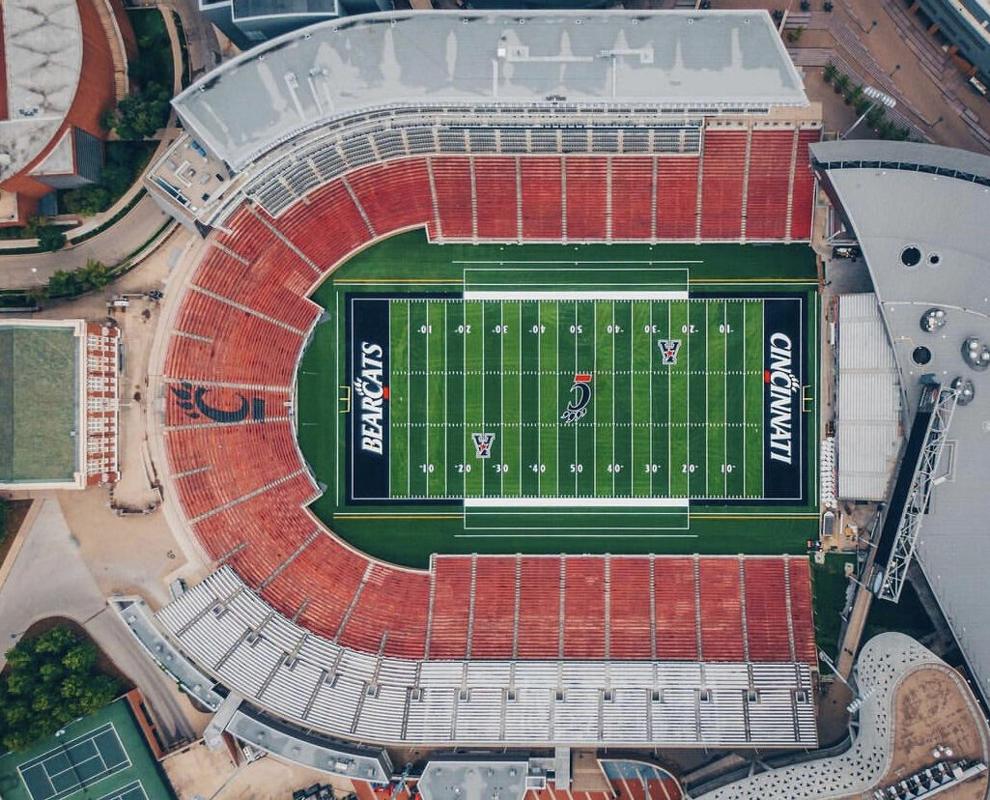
0,497,197,746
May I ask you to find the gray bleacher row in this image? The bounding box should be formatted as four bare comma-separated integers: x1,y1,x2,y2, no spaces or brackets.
156,567,817,749
242,107,703,217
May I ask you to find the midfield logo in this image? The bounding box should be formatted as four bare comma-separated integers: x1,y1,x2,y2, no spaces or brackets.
561,373,593,425
658,339,682,366
472,432,495,459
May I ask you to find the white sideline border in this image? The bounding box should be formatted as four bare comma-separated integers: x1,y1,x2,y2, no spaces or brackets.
464,497,689,508
463,290,690,301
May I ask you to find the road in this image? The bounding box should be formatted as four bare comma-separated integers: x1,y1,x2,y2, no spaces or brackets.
0,497,197,747
0,194,171,290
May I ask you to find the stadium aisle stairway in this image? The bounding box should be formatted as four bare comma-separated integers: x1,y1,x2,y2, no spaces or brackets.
700,129,748,240
745,130,795,241
610,157,655,241
520,157,564,240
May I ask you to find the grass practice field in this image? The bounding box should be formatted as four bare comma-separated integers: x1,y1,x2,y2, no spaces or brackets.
0,325,78,484
298,231,820,565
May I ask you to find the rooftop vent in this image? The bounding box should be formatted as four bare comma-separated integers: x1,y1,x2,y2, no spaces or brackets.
921,307,947,333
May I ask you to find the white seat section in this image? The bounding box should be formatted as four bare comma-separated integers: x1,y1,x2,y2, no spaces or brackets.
154,567,818,747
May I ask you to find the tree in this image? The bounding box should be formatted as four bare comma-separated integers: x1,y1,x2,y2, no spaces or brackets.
37,225,66,252
46,270,81,298
834,73,851,95
79,259,112,290
823,62,838,84
62,185,112,216
0,626,120,752
106,82,170,140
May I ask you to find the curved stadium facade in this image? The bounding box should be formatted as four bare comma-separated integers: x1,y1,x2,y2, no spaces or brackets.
139,9,829,765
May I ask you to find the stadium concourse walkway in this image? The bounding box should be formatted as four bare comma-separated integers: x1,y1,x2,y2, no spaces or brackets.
157,146,819,673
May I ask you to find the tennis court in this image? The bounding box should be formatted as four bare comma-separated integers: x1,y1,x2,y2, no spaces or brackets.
17,724,129,800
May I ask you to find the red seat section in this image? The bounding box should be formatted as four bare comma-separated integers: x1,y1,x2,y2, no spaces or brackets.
787,557,818,664
194,243,321,333
276,179,371,270
263,533,368,640
517,558,562,659
609,557,653,659
654,557,698,660
428,556,473,659
347,159,433,234
474,157,518,239
339,563,429,658
745,130,794,240
470,556,517,658
166,291,303,387
698,558,745,661
167,421,299,518
789,128,821,241
213,205,277,261
743,558,793,661
656,156,699,239
196,472,317,589
611,157,655,240
563,557,606,658
520,157,563,240
565,157,607,240
432,156,474,239
700,129,747,240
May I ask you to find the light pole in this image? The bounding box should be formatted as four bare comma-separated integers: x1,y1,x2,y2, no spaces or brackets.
842,86,897,139
889,63,901,78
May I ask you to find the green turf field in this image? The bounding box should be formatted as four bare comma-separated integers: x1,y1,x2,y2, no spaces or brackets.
297,231,821,565
0,325,78,484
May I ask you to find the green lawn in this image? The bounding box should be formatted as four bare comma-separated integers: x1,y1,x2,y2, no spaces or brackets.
297,230,820,567
0,326,78,484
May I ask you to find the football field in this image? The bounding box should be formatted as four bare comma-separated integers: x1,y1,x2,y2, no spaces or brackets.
345,266,808,529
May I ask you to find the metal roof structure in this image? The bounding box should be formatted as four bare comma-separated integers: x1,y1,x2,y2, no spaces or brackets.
835,293,903,501
151,567,817,749
812,139,990,703
172,9,807,171
0,0,83,182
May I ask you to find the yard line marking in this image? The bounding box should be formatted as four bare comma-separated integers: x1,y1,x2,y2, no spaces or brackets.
462,302,467,498
537,303,542,497
685,300,690,497
743,300,748,498
518,302,523,497
407,298,412,497
611,300,616,496
444,302,448,498
649,302,655,497
723,299,728,498
500,300,504,495
425,302,430,495
705,300,709,499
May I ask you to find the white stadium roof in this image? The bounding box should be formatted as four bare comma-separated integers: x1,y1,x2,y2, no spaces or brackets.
173,9,807,171
812,139,990,704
